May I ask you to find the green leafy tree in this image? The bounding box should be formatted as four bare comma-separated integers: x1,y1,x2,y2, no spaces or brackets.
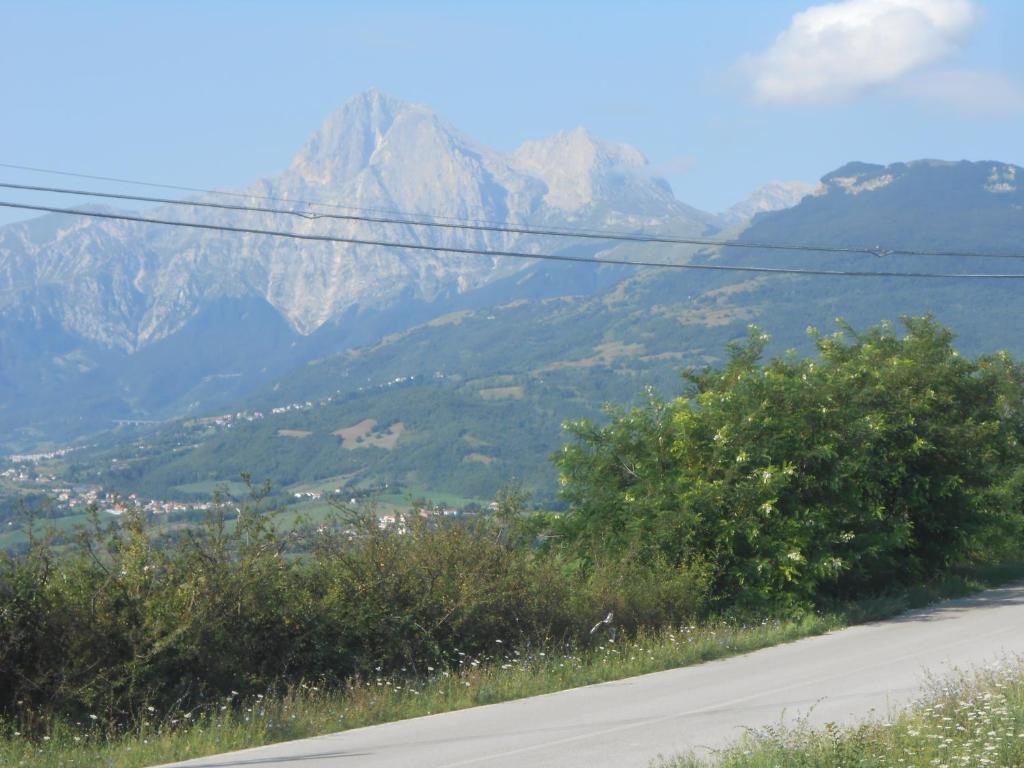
555,317,1024,610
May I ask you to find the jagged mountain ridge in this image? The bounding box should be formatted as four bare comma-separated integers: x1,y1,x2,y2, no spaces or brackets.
0,89,729,447
0,89,714,351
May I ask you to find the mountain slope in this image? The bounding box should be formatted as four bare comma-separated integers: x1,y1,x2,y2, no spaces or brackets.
718,180,816,227
72,159,1024,503
0,90,714,449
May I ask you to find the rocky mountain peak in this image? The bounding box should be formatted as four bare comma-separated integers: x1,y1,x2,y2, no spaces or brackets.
511,127,652,211
521,126,646,167
286,89,432,189
0,92,717,357
719,180,817,226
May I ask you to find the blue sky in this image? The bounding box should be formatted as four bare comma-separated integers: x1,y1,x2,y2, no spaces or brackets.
1,0,1022,225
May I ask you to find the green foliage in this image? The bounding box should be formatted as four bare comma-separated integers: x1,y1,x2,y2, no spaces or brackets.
7,314,1024,762
555,317,1024,610
0,497,707,734
0,613,849,768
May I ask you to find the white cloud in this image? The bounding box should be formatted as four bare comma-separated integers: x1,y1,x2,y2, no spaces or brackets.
742,0,978,105
899,68,1024,112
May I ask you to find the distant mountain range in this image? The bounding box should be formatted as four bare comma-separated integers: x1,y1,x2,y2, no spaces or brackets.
0,90,721,350
5,91,1024,507
59,155,1024,504
2,89,804,449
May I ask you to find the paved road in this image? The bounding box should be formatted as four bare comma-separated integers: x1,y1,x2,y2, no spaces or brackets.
163,583,1024,768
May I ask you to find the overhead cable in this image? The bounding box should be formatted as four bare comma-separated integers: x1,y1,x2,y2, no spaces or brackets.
0,179,876,255
0,160,608,233
3,200,1024,280
3,180,1021,262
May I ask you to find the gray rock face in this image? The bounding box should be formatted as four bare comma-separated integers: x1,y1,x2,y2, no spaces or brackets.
0,90,714,351
718,180,816,227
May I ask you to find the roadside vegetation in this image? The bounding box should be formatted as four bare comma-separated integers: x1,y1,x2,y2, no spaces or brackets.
0,613,842,768
3,316,1024,767
660,660,1024,768
3,570,1020,768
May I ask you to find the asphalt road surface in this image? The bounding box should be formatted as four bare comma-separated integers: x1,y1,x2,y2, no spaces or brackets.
162,583,1024,768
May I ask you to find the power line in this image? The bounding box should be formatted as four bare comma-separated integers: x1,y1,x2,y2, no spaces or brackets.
3,180,1021,262
3,199,1024,280
0,160,622,234
0,181,323,218
0,180,880,256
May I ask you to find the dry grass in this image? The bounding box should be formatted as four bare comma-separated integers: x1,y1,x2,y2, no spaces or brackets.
333,419,404,450
535,341,644,372
701,277,768,299
478,386,524,400
426,310,473,327
653,304,756,328
332,418,377,442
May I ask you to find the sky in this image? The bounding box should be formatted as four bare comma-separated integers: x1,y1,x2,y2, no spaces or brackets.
1,0,1022,226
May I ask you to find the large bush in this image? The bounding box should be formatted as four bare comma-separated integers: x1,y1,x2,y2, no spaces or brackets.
555,317,1024,610
0,501,705,730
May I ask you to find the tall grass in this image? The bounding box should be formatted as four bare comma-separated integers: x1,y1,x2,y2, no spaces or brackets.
3,497,1021,768
660,660,1024,768
6,558,1023,768
0,615,840,768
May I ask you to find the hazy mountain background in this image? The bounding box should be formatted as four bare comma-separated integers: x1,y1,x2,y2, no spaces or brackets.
4,91,1024,505
0,90,729,449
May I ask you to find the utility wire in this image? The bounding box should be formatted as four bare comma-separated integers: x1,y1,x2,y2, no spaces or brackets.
0,180,879,256
3,180,1021,262
3,200,1024,280
0,160,618,234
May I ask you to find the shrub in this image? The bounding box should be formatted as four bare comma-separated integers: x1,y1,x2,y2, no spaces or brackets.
0,500,706,733
555,317,1024,611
